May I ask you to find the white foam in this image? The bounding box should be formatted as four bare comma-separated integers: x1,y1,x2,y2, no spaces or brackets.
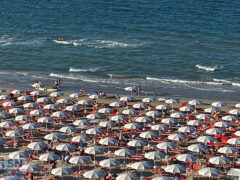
0,35,14,46
213,78,232,84
232,82,240,87
195,64,216,72
69,67,99,72
49,73,99,83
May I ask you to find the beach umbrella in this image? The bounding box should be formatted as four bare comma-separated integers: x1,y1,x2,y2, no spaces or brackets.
187,120,204,126
176,154,197,162
86,128,103,135
187,144,208,153
204,107,220,113
109,102,124,107
217,146,239,154
59,126,78,133
0,121,16,128
89,94,102,99
0,138,6,145
98,108,113,114
56,98,71,105
37,117,53,123
122,109,138,115
0,113,10,119
23,102,38,108
142,97,155,103
235,131,240,137
235,104,240,108
19,164,40,173
153,177,174,180
144,151,165,166
38,153,60,162
0,95,12,100
124,123,142,130
32,82,43,88
0,107,3,111
73,119,90,127
36,97,52,103
15,115,31,122
156,104,171,111
83,170,106,179
72,135,91,143
214,121,231,128
44,133,63,141
99,137,118,145
209,156,230,165
99,158,120,168
133,103,148,109
161,118,178,125
124,86,137,92
131,161,153,170
84,146,104,165
157,142,176,151
178,126,196,134
135,116,153,123
229,109,240,115
140,131,158,139
17,96,32,102
86,113,102,120
120,96,134,102
116,173,138,180
170,112,185,119
30,90,43,96
227,168,240,177
167,133,186,141
51,167,73,176
77,100,92,105
2,101,18,107
205,128,224,135
9,151,30,159
50,92,64,97
127,139,147,147
22,123,39,130
114,148,134,157
30,109,45,116
151,124,169,131
27,141,47,150
9,108,24,115
69,93,83,98
43,104,59,110
56,143,75,152
227,138,240,145
164,164,186,174
157,97,167,102
69,156,90,164
222,115,238,121
111,115,127,121
211,101,226,107
197,136,216,144
196,114,213,120
11,89,24,95
188,99,202,106
179,106,194,112
198,167,220,177
0,89,6,93
99,121,116,128
165,99,179,104
6,130,24,137
146,110,161,117
51,111,68,117
0,176,21,180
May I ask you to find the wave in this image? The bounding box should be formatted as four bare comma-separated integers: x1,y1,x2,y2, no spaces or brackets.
53,40,78,46
69,67,99,72
49,73,99,83
0,36,43,46
195,64,216,72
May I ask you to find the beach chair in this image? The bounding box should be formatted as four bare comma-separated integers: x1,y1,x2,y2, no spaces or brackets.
193,163,199,171
25,172,31,179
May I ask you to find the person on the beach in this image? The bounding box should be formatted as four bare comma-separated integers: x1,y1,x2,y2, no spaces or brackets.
137,86,141,96
80,88,84,94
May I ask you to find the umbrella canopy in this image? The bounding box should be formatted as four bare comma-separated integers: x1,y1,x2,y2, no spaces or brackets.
9,108,24,115
65,105,80,111
39,153,60,161
69,93,83,98
179,106,194,112
22,123,39,130
51,167,73,176
0,95,12,100
59,126,78,133
157,142,176,150
23,102,38,108
135,116,153,123
77,100,92,105
124,123,142,130
196,114,213,120
2,101,18,107
165,99,179,104
30,90,44,96
227,138,240,145
89,94,102,99
17,96,32,102
217,146,239,154
178,126,196,134
86,113,102,120
98,108,113,114
120,96,134,102
222,115,238,121
161,118,178,125
111,115,127,121
56,143,75,152
227,168,240,177
51,111,68,117
30,109,45,116
0,121,16,128
204,107,220,113
114,148,134,157
170,112,185,119
127,139,147,147
187,144,208,153
133,103,148,109
56,98,71,104
198,167,220,177
6,130,24,137
69,156,90,164
99,158,120,168
72,135,91,143
144,151,165,160
19,164,40,172
11,89,24,95
15,115,31,122
140,131,158,139
99,121,116,128
188,99,202,106
43,104,59,110
209,156,230,165
164,164,186,174
73,119,90,127
187,120,204,126
37,117,53,123
50,92,64,97
0,113,10,119
27,141,47,150
214,121,231,128
156,104,172,111
131,161,153,170
168,133,186,141
109,102,124,107
205,128,224,135
122,109,138,115
99,137,118,145
36,97,52,103
229,109,240,115
176,154,197,162
83,170,106,179
151,124,169,131
86,128,103,135
142,97,155,103
146,110,161,117
9,151,30,159
211,101,226,107
116,173,138,180
197,136,216,144
84,146,104,155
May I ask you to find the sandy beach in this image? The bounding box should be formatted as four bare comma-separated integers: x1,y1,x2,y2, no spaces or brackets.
0,85,239,180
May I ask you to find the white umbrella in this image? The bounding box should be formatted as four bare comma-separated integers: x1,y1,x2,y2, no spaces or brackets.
144,151,165,160
11,89,24,95
72,135,91,143
116,173,138,180
30,90,43,96
27,141,47,150
142,97,155,103
30,109,45,116
198,167,220,177
214,121,231,128
32,82,43,88
146,110,161,117
153,177,174,180
127,139,147,147
140,131,158,139
156,104,171,111
86,128,103,135
98,108,113,114
164,164,186,174
69,156,90,164
0,121,16,128
109,102,124,107
151,124,169,131
204,107,220,113
205,128,223,135
124,123,142,130
60,126,78,133
19,164,40,172
165,99,179,104
209,156,230,165
178,126,196,133
99,158,120,168
6,130,24,137
176,154,197,162
9,151,29,159
50,92,64,97
99,121,116,128
227,168,240,177
0,113,10,119
114,148,134,157
222,115,238,121
44,133,63,141
0,176,21,180
196,114,213,120
168,133,186,141
15,115,31,122
44,104,59,110
179,106,194,112
135,116,153,123
235,131,240,137
111,115,127,121
120,96,134,102
235,104,240,108
22,123,39,130
131,161,153,170
37,117,53,123
51,111,68,117
23,102,38,108
229,109,240,115
2,101,18,107
56,143,75,152
99,137,118,145
17,96,32,102
38,153,60,162
56,98,71,104
124,86,137,92
51,167,73,176
89,94,102,99
217,146,239,154
157,142,176,151
170,112,185,119
133,103,148,109
197,136,216,144
188,99,202,106
0,89,6,93
86,113,102,120
187,120,204,126
0,95,12,100
187,144,208,153
83,170,106,179
211,101,226,107
228,138,240,145
161,118,178,125
36,97,52,103
73,119,90,127
77,100,92,105
122,109,138,115
9,108,24,115
69,93,83,98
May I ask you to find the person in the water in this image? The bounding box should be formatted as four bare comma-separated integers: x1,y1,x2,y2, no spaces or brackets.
57,37,64,41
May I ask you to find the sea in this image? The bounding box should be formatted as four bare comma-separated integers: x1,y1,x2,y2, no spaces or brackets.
0,0,240,101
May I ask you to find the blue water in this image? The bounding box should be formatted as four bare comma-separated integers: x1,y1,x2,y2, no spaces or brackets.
1,0,240,100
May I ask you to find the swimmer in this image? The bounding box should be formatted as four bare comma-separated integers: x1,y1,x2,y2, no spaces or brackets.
57,37,64,41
